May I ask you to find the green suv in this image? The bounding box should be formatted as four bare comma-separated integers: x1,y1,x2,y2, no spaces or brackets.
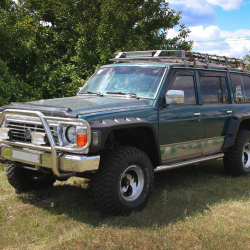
0,50,249,215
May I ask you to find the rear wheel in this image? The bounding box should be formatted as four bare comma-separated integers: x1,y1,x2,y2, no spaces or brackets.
92,147,154,215
5,162,56,192
224,130,250,176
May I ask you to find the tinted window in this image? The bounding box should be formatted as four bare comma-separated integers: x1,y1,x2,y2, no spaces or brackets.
200,76,229,104
220,77,230,103
242,76,250,102
166,75,196,105
231,74,245,103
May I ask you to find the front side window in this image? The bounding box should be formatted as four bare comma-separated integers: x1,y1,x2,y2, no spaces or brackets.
166,75,196,105
200,76,229,104
80,66,166,98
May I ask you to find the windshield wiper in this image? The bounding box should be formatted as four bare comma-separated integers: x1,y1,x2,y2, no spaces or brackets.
86,91,103,96
106,92,138,98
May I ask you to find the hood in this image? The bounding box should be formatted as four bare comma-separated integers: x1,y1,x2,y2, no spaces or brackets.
0,95,151,118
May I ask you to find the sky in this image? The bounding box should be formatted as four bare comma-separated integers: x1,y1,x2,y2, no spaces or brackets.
166,0,250,58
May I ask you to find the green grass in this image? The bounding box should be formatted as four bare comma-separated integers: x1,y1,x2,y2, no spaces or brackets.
1,158,250,249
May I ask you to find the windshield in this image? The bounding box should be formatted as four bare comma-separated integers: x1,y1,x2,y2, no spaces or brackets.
79,66,166,98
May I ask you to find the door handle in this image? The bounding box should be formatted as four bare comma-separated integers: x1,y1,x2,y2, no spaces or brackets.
194,113,201,117
227,111,232,114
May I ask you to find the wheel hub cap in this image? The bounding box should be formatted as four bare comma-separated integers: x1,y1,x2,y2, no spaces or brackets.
120,165,144,201
243,142,250,168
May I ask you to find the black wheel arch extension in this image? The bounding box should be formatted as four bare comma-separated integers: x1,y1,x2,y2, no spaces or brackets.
222,112,250,150
88,117,162,167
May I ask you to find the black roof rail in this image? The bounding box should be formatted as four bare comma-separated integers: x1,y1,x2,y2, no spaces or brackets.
109,50,247,72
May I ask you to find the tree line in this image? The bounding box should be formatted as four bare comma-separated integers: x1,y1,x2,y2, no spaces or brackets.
0,0,192,106
244,55,250,71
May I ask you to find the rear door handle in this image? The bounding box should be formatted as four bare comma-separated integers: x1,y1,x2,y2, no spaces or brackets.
194,113,201,117
227,111,232,114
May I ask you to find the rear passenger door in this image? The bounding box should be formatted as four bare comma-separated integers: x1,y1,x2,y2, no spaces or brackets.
198,70,233,154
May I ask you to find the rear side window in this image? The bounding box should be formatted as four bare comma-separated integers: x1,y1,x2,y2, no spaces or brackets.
200,76,229,104
231,74,250,103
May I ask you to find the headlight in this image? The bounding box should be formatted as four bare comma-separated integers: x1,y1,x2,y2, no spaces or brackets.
66,126,76,143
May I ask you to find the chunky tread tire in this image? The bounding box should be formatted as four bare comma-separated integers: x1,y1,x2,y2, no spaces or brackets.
5,162,56,192
92,147,154,215
224,130,250,176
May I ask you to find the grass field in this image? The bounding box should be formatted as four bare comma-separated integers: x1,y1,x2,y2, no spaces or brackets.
1,157,250,249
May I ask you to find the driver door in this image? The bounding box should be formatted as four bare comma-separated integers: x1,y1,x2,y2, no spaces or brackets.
159,69,204,163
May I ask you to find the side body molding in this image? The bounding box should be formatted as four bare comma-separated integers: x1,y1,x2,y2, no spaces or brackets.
222,112,250,149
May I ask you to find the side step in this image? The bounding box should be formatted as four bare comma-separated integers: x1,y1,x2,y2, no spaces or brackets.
154,153,224,172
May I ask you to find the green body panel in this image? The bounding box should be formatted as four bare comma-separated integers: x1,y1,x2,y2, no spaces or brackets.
158,105,204,145
234,103,250,113
79,106,159,135
203,104,233,138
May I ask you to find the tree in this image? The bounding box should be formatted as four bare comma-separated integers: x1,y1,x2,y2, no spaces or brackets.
0,59,31,105
244,54,250,71
0,0,192,104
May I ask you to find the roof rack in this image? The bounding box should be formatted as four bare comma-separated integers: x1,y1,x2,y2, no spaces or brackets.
110,50,247,72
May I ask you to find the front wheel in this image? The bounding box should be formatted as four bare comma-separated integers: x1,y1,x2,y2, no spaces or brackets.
92,147,154,215
224,130,250,176
5,162,56,192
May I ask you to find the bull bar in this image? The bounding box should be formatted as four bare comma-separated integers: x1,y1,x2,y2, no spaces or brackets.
0,109,100,178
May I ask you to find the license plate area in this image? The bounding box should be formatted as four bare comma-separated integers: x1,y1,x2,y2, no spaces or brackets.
12,150,40,164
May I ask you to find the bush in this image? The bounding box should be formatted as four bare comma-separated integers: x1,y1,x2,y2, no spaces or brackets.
0,60,31,106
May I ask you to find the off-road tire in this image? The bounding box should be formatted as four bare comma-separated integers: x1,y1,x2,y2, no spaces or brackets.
92,146,154,215
5,162,56,192
224,130,250,176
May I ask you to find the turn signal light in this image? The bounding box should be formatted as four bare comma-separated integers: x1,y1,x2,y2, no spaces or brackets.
76,127,87,147
77,134,87,147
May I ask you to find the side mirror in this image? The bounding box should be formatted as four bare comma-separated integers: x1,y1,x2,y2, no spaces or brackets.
165,90,184,105
161,97,169,108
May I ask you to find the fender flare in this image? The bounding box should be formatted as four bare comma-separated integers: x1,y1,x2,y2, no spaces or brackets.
222,112,250,150
88,117,161,166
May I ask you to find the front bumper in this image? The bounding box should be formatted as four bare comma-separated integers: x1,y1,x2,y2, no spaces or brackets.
1,145,100,173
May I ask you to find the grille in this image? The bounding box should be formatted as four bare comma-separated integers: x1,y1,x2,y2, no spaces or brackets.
6,121,58,144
